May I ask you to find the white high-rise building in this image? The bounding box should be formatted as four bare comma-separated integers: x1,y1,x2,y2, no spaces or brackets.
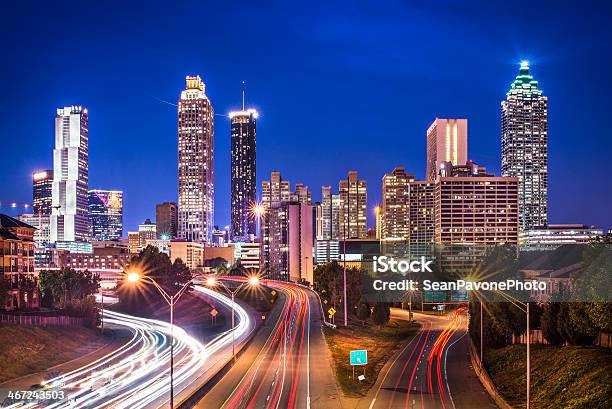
501,61,548,231
50,106,89,243
177,76,214,243
426,118,468,182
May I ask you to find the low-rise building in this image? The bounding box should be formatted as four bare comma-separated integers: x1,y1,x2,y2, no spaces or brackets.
169,240,204,270
234,241,260,270
0,214,38,310
519,224,603,251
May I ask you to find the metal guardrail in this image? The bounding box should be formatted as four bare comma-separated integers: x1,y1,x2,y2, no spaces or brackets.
0,314,84,327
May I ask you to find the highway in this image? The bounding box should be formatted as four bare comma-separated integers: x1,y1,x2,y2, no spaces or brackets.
359,309,496,409
3,285,255,409
196,278,341,409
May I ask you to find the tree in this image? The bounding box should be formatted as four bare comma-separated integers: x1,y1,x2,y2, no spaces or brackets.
38,268,100,308
65,295,99,328
372,302,389,329
541,302,564,345
117,246,192,313
314,261,364,317
468,300,507,348
558,302,596,345
569,242,612,334
356,303,371,326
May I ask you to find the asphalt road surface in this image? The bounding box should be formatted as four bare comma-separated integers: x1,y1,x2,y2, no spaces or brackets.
195,279,342,409
358,309,496,409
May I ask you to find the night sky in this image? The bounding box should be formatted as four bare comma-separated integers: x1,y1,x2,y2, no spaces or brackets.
1,1,611,233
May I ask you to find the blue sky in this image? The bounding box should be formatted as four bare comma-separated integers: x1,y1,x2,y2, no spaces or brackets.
1,1,611,232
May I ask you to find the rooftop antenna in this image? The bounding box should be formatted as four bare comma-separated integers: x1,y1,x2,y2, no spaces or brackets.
241,81,245,111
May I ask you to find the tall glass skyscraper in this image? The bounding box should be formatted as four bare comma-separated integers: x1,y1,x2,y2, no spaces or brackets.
229,89,257,242
177,76,214,243
32,169,53,215
88,190,123,240
50,106,89,243
501,61,548,231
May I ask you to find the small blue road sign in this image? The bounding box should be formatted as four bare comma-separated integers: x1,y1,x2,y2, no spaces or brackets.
350,350,368,366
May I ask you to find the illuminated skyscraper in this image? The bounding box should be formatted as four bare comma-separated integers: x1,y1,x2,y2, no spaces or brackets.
501,61,548,231
408,180,435,258
32,170,53,216
318,186,341,240
156,202,177,239
88,190,123,241
261,171,291,207
339,171,367,239
426,118,468,181
381,167,414,255
177,75,214,243
50,106,89,243
230,86,258,242
266,200,313,282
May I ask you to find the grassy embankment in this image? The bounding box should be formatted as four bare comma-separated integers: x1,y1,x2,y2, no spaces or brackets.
323,318,420,397
0,325,106,383
486,344,611,409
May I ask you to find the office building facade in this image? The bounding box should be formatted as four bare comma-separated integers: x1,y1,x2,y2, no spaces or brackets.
156,202,178,239
408,180,435,258
50,106,89,243
316,186,342,241
230,103,258,242
261,171,291,207
32,170,53,215
339,171,367,239
426,118,468,182
501,61,548,231
381,167,414,255
177,75,214,243
519,224,603,251
88,190,123,241
434,162,519,272
265,201,313,282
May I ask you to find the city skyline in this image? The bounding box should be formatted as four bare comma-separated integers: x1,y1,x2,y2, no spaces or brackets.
2,2,611,232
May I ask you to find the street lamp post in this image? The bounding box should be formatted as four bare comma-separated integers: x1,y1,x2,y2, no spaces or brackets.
342,183,348,328
100,289,104,333
480,301,483,367
205,276,259,361
126,271,193,409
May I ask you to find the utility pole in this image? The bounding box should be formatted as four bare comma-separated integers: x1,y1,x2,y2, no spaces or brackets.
527,302,530,409
480,301,483,368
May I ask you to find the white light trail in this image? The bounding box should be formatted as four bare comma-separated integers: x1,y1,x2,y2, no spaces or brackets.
4,285,252,409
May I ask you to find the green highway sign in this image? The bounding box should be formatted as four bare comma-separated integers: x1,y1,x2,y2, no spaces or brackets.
350,350,368,366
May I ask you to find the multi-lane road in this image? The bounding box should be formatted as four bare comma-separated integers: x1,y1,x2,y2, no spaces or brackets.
2,285,255,409
358,309,495,409
195,278,342,409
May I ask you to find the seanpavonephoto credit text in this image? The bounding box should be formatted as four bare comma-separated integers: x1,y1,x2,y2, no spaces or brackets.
371,278,548,292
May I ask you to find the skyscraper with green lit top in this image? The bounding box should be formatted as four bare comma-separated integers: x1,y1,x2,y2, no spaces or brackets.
501,61,548,231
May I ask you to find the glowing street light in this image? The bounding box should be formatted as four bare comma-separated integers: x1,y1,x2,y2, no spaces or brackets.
252,203,265,218
249,276,260,286
123,269,202,409
205,275,260,360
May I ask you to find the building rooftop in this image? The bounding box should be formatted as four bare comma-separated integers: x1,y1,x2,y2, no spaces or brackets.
0,213,35,229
